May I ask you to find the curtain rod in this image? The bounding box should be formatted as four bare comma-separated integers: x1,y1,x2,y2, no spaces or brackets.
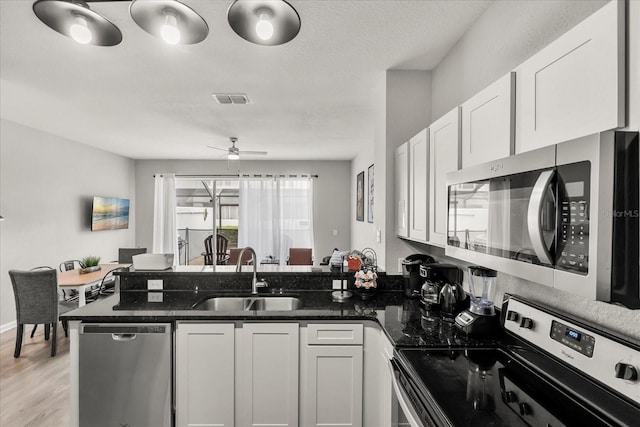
153,174,319,178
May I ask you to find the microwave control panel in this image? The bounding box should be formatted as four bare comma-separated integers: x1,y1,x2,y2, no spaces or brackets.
558,200,589,274
556,161,591,275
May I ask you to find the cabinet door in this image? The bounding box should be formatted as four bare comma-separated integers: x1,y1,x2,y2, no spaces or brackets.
175,323,235,427
461,72,515,167
408,129,429,242
239,323,299,427
515,0,625,154
395,142,409,238
429,107,461,247
302,345,363,427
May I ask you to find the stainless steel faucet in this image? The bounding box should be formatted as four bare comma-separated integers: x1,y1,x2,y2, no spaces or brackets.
236,247,268,294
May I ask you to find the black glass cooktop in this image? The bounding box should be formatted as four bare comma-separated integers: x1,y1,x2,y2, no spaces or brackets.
396,347,617,427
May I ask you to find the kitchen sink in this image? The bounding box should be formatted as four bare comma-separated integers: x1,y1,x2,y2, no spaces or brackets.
195,296,302,311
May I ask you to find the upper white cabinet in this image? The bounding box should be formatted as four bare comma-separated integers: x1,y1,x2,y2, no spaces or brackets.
461,72,515,167
394,142,409,238
515,0,625,153
429,107,461,247
239,323,299,427
408,129,429,242
175,323,235,427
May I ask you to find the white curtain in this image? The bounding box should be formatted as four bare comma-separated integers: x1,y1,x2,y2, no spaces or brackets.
153,173,178,264
238,177,314,263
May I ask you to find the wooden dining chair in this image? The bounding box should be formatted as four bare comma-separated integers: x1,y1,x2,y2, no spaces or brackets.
9,268,61,357
204,234,230,265
287,248,313,265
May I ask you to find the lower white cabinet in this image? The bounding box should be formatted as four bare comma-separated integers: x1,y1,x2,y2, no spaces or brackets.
175,322,299,427
239,323,300,427
175,323,235,427
301,323,364,427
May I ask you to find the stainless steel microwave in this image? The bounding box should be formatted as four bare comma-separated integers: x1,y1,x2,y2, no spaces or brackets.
446,131,639,308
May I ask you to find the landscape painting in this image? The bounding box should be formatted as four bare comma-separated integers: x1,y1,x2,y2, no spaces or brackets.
91,196,130,231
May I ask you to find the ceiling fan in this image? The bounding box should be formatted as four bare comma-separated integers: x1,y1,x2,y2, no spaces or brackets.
208,137,267,160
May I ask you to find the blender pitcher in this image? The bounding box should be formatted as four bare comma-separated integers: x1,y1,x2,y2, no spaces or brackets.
468,267,498,316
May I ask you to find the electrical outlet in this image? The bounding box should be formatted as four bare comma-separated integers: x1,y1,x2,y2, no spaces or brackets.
147,292,163,302
332,229,338,236
398,258,404,274
148,279,163,290
332,280,343,289
376,230,381,243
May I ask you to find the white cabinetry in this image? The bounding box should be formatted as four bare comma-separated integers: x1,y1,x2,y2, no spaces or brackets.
515,0,625,153
175,323,235,427
301,324,363,427
408,129,429,242
239,323,299,427
429,107,461,247
395,142,409,237
176,322,299,427
461,72,515,167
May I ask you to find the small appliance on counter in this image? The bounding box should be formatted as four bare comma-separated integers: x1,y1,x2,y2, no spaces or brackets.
132,253,174,270
402,253,435,298
455,266,499,336
419,264,464,313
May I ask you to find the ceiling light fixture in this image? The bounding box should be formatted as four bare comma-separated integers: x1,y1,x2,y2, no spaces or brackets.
227,0,301,46
130,0,208,45
33,0,122,46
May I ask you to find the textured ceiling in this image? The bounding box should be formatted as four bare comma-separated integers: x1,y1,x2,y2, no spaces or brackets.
0,0,493,160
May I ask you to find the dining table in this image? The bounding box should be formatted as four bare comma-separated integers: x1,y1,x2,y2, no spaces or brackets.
58,263,130,306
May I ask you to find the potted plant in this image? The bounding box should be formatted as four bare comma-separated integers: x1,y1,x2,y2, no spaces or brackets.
80,256,101,274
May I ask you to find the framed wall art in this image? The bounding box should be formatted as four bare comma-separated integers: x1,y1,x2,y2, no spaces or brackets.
367,164,374,223
356,171,364,222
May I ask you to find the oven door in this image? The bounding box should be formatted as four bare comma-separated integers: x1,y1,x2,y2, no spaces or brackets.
387,358,434,427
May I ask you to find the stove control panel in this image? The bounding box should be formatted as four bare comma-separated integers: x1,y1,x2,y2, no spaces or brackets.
503,297,640,405
550,320,595,357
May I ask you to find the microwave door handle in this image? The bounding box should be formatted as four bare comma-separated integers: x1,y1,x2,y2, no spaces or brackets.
527,170,555,265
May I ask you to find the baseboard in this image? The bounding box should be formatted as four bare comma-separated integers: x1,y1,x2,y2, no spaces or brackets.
0,321,16,334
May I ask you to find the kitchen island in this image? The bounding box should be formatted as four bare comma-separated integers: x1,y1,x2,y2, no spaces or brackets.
61,267,493,427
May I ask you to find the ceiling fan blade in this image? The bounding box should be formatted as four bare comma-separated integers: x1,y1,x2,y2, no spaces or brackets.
207,145,227,152
239,150,268,155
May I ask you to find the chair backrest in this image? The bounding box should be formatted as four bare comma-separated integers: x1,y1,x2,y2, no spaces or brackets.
204,235,214,265
59,260,83,271
9,269,58,324
118,248,147,263
216,234,229,264
228,248,252,265
288,248,313,265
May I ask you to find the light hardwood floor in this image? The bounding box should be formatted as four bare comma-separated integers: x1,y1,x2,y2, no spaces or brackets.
0,325,70,426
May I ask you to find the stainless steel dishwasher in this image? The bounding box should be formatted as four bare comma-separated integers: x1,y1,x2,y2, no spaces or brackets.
79,323,172,427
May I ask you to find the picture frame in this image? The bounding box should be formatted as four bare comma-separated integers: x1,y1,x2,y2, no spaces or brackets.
356,171,364,222
367,164,374,223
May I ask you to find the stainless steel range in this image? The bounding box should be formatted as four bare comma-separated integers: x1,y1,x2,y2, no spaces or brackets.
390,294,640,426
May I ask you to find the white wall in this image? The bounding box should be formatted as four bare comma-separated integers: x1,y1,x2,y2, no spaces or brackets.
0,119,135,330
134,159,351,264
351,70,431,272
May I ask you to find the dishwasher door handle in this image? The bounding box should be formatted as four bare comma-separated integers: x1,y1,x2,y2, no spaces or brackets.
112,333,137,342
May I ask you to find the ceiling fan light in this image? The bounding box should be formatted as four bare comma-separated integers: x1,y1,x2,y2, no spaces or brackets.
228,152,240,160
69,14,92,44
227,0,301,46
160,11,181,45
33,0,122,46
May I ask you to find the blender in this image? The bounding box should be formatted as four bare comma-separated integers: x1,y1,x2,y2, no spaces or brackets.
455,266,499,336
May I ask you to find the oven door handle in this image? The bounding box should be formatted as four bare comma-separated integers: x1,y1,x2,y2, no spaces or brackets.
527,169,555,265
388,358,424,427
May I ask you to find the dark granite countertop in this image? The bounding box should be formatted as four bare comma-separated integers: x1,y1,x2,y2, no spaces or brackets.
62,289,499,348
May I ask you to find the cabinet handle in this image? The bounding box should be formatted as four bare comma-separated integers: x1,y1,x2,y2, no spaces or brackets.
112,333,137,342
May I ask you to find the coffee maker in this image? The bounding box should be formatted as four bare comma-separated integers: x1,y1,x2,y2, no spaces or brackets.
455,266,499,336
420,264,465,318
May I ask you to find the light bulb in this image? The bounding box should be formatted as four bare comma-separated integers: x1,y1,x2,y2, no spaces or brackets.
69,15,92,45
255,11,274,41
161,12,180,45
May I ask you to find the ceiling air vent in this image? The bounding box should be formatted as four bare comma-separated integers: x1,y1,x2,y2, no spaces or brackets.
212,93,250,104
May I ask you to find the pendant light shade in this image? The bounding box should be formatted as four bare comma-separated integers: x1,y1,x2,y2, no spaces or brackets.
227,0,300,46
33,0,122,46
130,0,208,45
